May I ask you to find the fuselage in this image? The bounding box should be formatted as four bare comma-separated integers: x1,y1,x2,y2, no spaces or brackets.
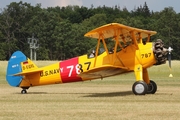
19,42,157,88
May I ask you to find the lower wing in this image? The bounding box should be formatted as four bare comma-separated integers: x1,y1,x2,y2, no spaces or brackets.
78,65,130,80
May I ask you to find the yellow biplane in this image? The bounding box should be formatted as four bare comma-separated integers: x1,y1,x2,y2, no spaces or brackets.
6,23,170,95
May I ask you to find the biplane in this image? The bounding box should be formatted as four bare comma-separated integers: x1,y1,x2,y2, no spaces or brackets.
6,23,171,95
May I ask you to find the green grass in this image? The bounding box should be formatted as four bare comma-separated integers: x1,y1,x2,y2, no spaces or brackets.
1,61,180,120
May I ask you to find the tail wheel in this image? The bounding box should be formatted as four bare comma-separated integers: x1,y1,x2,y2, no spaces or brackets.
132,81,148,95
21,87,29,94
147,80,157,94
21,89,27,94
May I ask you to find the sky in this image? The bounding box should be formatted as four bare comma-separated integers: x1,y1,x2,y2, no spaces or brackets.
0,0,180,13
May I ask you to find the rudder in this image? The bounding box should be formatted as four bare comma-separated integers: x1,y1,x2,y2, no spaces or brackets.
6,51,27,87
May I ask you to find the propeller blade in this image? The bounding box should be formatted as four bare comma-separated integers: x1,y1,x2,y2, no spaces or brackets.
168,53,171,68
168,46,173,77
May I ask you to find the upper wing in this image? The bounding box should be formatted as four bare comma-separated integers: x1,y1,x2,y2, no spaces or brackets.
78,65,130,80
84,23,157,44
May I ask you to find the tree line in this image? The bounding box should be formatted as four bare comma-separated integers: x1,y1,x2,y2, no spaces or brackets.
0,1,180,60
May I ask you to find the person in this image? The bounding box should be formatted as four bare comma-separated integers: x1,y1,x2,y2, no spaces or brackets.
109,48,114,54
89,50,95,58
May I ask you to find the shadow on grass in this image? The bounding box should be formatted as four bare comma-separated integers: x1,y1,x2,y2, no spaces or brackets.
13,91,133,97
83,91,133,97
27,92,48,94
13,92,48,94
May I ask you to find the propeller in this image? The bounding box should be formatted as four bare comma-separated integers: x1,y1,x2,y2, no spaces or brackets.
167,46,173,77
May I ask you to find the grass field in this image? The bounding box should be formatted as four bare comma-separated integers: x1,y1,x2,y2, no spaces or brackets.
0,61,180,120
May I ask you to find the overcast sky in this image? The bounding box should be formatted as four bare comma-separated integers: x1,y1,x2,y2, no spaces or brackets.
0,0,180,13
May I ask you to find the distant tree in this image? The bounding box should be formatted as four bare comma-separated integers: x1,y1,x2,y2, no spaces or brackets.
131,2,151,17
82,13,107,29
142,2,151,17
153,7,180,59
0,1,180,60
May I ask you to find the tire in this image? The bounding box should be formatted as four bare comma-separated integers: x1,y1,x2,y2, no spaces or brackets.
21,89,27,94
147,80,157,94
132,81,148,95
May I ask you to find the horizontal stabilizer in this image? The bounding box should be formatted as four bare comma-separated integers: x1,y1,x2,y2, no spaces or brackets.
13,69,43,76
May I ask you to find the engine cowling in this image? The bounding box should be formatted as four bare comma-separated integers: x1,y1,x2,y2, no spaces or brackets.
153,39,168,65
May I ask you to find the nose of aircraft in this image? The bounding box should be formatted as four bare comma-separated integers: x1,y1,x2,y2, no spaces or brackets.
153,39,170,65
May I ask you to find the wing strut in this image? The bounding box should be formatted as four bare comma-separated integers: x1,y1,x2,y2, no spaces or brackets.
131,31,139,50
112,28,121,64
93,34,101,67
93,32,111,67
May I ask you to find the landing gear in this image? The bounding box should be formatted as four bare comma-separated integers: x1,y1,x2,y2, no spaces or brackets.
147,80,157,94
21,87,29,94
132,81,148,95
132,80,157,95
21,89,27,94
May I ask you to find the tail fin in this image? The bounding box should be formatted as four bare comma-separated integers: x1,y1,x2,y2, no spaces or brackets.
6,51,38,87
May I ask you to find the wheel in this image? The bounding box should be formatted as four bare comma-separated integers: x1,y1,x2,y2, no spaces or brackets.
147,80,157,94
132,81,148,95
21,89,27,94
